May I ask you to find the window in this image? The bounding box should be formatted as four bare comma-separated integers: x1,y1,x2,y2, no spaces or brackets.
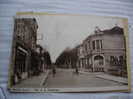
92,41,95,50
80,47,83,54
119,56,124,65
85,44,87,51
100,40,103,49
96,40,100,49
92,40,103,50
94,55,104,65
88,41,90,49
110,56,119,66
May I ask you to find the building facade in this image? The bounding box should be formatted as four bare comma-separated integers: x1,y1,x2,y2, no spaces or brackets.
11,18,38,85
78,26,127,77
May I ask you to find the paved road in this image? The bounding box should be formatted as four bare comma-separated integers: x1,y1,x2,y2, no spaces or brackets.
44,68,123,88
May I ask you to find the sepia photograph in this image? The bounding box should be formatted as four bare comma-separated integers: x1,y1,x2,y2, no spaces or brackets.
8,13,131,92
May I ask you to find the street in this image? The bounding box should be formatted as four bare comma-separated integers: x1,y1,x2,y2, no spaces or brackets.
13,68,127,89
43,68,124,88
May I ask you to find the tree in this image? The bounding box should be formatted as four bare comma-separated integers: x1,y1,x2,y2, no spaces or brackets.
55,46,78,68
43,51,52,68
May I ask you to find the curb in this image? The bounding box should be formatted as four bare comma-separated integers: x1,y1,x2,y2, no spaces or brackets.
79,71,128,84
95,75,128,85
40,70,50,86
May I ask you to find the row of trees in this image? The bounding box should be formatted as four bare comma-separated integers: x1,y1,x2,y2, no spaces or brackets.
31,45,52,76
55,46,79,68
43,51,52,68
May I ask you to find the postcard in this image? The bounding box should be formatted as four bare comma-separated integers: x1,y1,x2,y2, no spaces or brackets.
8,12,131,92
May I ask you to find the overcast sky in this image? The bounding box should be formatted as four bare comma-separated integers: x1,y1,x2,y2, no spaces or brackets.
18,14,125,63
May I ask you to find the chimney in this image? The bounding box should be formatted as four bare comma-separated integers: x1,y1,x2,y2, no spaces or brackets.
94,26,101,34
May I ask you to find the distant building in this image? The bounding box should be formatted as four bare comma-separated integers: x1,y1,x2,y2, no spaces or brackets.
11,18,38,85
78,26,127,77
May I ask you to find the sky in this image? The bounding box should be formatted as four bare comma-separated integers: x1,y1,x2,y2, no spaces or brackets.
19,14,125,63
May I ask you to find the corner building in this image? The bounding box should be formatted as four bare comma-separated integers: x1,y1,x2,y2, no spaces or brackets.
78,26,127,76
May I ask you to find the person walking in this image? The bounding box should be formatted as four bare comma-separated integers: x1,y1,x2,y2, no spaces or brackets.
52,67,56,77
75,67,79,75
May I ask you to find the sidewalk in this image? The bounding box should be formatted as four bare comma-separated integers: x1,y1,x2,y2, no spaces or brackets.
79,70,128,84
40,70,50,86
95,73,128,84
13,70,50,88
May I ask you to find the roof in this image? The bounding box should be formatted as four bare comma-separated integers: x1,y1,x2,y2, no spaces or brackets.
102,26,124,35
84,26,124,42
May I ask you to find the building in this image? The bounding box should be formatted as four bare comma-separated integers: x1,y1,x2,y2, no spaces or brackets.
11,18,38,85
78,26,127,77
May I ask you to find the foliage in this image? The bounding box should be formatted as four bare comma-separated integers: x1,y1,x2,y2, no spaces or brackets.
55,46,78,68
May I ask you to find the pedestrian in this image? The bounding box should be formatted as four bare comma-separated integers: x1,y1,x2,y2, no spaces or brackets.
75,67,79,75
52,67,56,77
